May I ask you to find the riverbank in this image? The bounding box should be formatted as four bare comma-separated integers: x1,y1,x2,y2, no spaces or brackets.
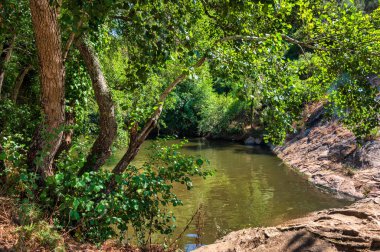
195,197,380,251
274,120,380,199
195,108,380,251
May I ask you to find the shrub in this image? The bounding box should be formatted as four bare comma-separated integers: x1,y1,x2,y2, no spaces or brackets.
5,139,211,247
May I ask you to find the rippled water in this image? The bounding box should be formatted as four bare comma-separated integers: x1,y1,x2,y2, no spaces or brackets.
105,139,350,250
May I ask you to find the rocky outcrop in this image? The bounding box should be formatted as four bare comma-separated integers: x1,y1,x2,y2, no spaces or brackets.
195,197,380,252
274,121,380,199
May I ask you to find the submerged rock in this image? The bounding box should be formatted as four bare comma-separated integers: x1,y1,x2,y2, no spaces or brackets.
244,136,262,145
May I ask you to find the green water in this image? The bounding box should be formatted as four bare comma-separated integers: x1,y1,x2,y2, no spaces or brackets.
106,139,349,249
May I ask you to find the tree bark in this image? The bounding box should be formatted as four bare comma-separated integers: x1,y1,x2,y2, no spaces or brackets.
111,56,207,177
11,64,32,103
0,35,16,98
76,37,117,176
0,143,5,184
54,106,75,160
28,0,65,179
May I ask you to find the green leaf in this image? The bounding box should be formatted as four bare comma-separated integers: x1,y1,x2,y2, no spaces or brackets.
196,159,203,166
73,198,80,210
0,152,6,160
70,210,80,220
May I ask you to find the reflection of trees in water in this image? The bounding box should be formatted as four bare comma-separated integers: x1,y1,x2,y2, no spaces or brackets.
106,139,349,247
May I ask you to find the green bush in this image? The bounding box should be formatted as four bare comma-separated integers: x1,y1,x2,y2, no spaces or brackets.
6,139,211,246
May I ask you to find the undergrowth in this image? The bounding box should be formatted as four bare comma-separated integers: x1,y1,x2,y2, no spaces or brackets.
0,138,212,251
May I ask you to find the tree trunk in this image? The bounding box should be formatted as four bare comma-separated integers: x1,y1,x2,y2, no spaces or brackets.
111,57,207,177
0,143,5,184
54,106,75,160
28,0,65,179
250,98,254,129
76,37,117,176
11,64,32,103
0,35,16,98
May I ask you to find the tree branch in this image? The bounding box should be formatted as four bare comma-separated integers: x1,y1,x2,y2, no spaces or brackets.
108,28,377,184
108,33,324,181
11,64,33,102
62,19,83,63
0,34,16,98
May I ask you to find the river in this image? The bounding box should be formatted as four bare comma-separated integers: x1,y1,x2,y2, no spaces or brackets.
105,139,349,251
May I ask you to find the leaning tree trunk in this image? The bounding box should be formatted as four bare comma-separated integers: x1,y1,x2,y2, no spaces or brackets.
76,37,117,176
28,0,65,179
0,35,16,98
110,57,207,181
11,64,32,103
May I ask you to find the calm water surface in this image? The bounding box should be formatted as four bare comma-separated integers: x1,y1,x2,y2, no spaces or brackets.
106,139,349,250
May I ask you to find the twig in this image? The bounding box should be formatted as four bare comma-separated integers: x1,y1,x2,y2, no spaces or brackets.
168,205,202,249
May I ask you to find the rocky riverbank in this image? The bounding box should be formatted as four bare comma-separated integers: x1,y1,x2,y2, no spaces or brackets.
274,120,380,199
196,108,380,252
195,197,380,252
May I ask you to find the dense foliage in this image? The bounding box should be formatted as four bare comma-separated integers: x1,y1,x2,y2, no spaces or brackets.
0,0,379,248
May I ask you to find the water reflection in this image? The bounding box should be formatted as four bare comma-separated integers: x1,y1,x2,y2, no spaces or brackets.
105,139,350,249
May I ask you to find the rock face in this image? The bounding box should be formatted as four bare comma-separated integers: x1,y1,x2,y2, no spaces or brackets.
195,198,380,252
354,141,380,169
274,120,380,199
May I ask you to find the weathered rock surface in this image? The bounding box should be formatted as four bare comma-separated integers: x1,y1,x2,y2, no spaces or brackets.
195,198,380,252
274,121,380,199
